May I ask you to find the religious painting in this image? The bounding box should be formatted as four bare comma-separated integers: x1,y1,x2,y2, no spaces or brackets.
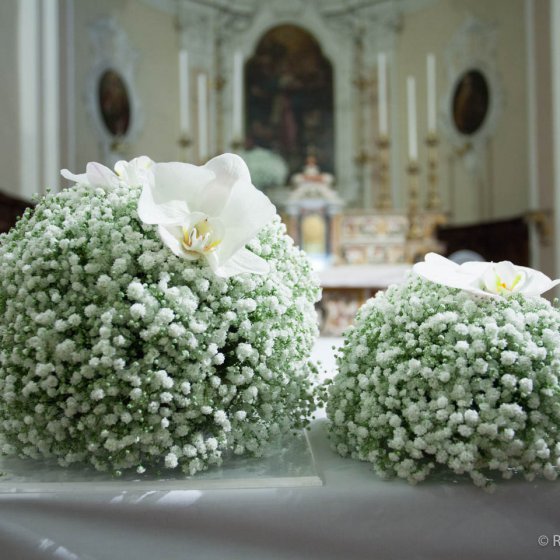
452,69,490,135
245,24,334,178
98,69,131,137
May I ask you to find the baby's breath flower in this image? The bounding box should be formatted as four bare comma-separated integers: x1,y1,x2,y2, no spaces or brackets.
0,176,320,475
327,274,560,487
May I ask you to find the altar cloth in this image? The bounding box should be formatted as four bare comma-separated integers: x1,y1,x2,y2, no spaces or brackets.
0,418,559,560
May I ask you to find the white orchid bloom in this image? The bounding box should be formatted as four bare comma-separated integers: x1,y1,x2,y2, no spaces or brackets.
61,156,153,190
137,153,276,278
413,253,560,299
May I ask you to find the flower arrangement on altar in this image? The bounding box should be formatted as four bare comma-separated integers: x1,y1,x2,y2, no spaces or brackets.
0,154,320,475
327,253,560,488
238,147,289,191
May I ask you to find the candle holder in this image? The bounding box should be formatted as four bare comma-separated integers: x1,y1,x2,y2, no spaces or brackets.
376,135,392,210
354,149,371,167
406,160,423,240
231,137,244,152
178,134,192,162
110,137,127,154
425,131,441,211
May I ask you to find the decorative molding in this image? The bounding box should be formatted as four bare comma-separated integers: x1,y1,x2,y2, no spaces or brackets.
18,0,41,201
85,18,143,166
525,0,540,269
65,0,76,175
42,0,60,193
441,16,504,177
551,0,560,282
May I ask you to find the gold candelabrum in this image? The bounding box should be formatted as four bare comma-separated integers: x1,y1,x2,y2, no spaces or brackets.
376,135,392,210
425,131,441,211
178,134,192,162
231,137,244,151
406,160,423,240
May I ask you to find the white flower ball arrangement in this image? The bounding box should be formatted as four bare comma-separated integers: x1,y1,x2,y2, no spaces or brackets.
0,154,320,475
327,253,560,487
238,147,289,190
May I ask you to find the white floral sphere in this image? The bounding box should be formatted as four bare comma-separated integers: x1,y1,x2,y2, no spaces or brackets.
327,274,560,487
238,148,289,190
0,180,320,475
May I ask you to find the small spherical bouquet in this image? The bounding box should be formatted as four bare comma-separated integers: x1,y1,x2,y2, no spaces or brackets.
0,154,320,475
327,253,560,487
238,147,289,190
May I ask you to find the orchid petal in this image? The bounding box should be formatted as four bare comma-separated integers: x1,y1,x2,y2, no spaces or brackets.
519,268,560,296
138,180,190,225
61,169,88,184
157,224,201,261
151,162,213,206
198,153,251,216
157,224,185,258
212,247,270,278
115,156,153,185
414,253,560,298
424,252,458,269
216,180,276,263
413,260,479,292
86,162,119,190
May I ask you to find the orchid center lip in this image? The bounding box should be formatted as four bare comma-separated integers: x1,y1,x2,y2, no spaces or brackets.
182,218,223,255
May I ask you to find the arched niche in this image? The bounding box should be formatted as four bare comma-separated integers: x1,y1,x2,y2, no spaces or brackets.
245,24,334,178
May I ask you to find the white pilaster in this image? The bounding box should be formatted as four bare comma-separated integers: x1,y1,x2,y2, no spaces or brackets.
65,0,76,176
551,0,560,281
42,0,60,193
525,0,540,269
18,0,41,201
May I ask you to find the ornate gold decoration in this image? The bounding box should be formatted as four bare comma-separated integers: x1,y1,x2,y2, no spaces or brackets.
425,132,441,211
178,134,192,162
230,137,244,151
406,161,422,240
376,135,392,210
525,210,553,246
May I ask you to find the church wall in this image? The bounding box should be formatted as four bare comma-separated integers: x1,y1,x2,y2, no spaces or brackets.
71,0,180,172
397,0,529,226
0,1,20,199
534,0,555,279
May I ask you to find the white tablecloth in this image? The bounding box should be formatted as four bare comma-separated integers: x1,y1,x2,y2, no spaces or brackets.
318,264,410,289
1,418,560,560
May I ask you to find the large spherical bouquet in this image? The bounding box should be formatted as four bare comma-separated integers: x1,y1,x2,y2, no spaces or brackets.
0,154,320,475
327,253,560,487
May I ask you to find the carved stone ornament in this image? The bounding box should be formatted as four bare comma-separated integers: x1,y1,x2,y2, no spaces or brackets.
86,18,144,164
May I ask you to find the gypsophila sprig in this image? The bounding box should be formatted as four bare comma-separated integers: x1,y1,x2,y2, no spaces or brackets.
327,273,560,488
0,169,320,475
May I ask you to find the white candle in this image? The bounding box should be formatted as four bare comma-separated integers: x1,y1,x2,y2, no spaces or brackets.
406,76,418,161
179,49,190,135
377,52,388,135
232,50,243,139
427,53,436,132
197,73,208,160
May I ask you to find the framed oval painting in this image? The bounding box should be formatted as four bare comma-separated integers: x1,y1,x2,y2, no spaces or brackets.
452,69,490,136
98,69,131,137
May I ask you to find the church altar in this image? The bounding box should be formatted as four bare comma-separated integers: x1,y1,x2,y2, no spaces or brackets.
318,264,410,335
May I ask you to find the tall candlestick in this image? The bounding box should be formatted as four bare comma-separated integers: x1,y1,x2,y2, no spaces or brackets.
232,50,243,140
406,76,418,161
427,53,436,133
197,73,208,161
179,49,190,135
377,52,388,135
